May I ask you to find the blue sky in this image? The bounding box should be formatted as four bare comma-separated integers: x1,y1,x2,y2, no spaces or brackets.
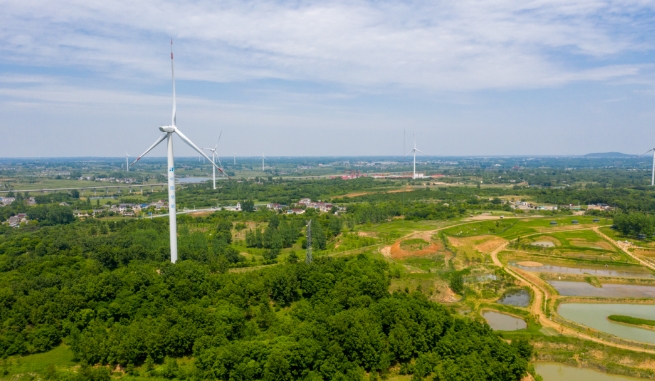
2,0,655,157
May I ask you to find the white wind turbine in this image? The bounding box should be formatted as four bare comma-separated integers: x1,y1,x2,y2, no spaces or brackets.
261,152,266,172
640,147,655,186
233,152,236,165
125,152,130,172
203,132,224,190
131,40,228,263
406,133,424,179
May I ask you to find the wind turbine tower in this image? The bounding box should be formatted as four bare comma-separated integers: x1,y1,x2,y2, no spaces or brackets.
261,152,266,172
233,153,236,165
306,220,312,264
203,132,223,190
640,147,655,186
131,40,228,263
125,152,130,172
406,134,424,179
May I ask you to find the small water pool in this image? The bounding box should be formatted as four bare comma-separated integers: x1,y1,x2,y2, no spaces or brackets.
482,311,526,331
497,289,531,307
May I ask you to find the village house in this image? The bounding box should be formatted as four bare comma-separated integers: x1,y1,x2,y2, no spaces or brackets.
6,213,28,227
0,197,16,207
267,203,286,211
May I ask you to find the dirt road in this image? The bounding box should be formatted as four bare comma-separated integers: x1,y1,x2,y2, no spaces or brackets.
488,237,655,355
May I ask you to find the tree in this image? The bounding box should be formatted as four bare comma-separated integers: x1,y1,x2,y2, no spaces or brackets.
450,272,464,295
241,199,255,212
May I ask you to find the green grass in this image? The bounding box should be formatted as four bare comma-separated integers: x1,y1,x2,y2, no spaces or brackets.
400,238,431,251
2,345,76,375
400,255,445,272
607,315,655,327
359,219,457,241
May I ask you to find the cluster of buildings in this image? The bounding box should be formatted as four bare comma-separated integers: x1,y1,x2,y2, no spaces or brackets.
0,197,37,207
587,203,614,211
511,201,558,211
80,177,137,184
73,200,169,219
0,197,15,207
6,213,28,227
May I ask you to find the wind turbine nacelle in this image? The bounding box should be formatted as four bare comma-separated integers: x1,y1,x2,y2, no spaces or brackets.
159,125,176,133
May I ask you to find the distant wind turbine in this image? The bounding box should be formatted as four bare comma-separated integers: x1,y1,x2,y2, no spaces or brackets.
203,132,224,190
233,152,236,165
131,40,228,263
407,134,425,179
261,152,266,172
125,152,130,172
640,147,655,186
406,134,424,179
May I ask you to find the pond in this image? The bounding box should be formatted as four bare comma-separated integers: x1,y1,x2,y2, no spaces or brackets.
558,303,655,343
510,262,655,278
535,363,644,381
549,281,655,298
481,311,526,331
531,241,556,247
497,289,531,307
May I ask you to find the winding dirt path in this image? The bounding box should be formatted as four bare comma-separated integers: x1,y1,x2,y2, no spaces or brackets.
593,226,655,272
489,236,655,355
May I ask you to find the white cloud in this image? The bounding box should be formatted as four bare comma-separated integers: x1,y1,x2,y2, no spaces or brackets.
1,0,653,91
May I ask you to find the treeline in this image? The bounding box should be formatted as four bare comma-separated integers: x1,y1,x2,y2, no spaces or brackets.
346,201,464,224
0,236,532,380
613,212,655,236
245,213,343,252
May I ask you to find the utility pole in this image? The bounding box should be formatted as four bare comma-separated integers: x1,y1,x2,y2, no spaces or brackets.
306,220,313,264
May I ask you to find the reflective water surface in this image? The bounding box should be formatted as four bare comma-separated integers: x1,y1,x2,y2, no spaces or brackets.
510,262,655,278
549,281,655,298
535,363,644,381
558,303,655,343
497,289,531,307
482,311,526,331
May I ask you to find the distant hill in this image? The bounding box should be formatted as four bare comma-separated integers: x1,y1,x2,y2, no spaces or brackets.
583,152,634,158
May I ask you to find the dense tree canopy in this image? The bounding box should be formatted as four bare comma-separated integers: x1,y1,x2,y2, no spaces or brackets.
0,216,531,380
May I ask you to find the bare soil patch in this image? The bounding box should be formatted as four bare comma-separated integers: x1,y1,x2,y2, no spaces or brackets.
635,249,655,258
380,246,391,258
467,214,502,221
569,238,614,250
475,236,508,253
358,231,378,238
390,239,444,260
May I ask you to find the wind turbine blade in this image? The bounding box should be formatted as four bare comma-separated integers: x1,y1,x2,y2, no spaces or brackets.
416,149,426,154
406,149,415,156
217,131,222,147
175,129,230,178
171,39,176,126
132,133,167,166
639,149,654,157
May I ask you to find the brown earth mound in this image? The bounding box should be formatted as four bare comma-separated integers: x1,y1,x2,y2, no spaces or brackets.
390,239,444,259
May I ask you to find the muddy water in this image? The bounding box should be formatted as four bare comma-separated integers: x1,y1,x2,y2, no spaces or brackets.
535,363,644,381
532,241,556,247
482,311,526,331
510,262,655,278
497,289,531,307
549,281,655,298
558,303,655,343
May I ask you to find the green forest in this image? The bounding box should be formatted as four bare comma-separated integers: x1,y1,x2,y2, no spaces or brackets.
0,216,531,380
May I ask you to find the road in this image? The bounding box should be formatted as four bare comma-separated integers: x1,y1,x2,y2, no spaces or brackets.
488,230,655,355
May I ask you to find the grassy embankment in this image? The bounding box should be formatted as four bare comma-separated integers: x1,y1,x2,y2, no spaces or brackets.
608,315,655,330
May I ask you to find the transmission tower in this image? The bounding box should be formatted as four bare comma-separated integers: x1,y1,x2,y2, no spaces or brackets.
306,220,313,264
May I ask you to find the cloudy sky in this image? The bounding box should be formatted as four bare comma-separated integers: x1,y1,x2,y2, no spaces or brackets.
2,0,655,157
